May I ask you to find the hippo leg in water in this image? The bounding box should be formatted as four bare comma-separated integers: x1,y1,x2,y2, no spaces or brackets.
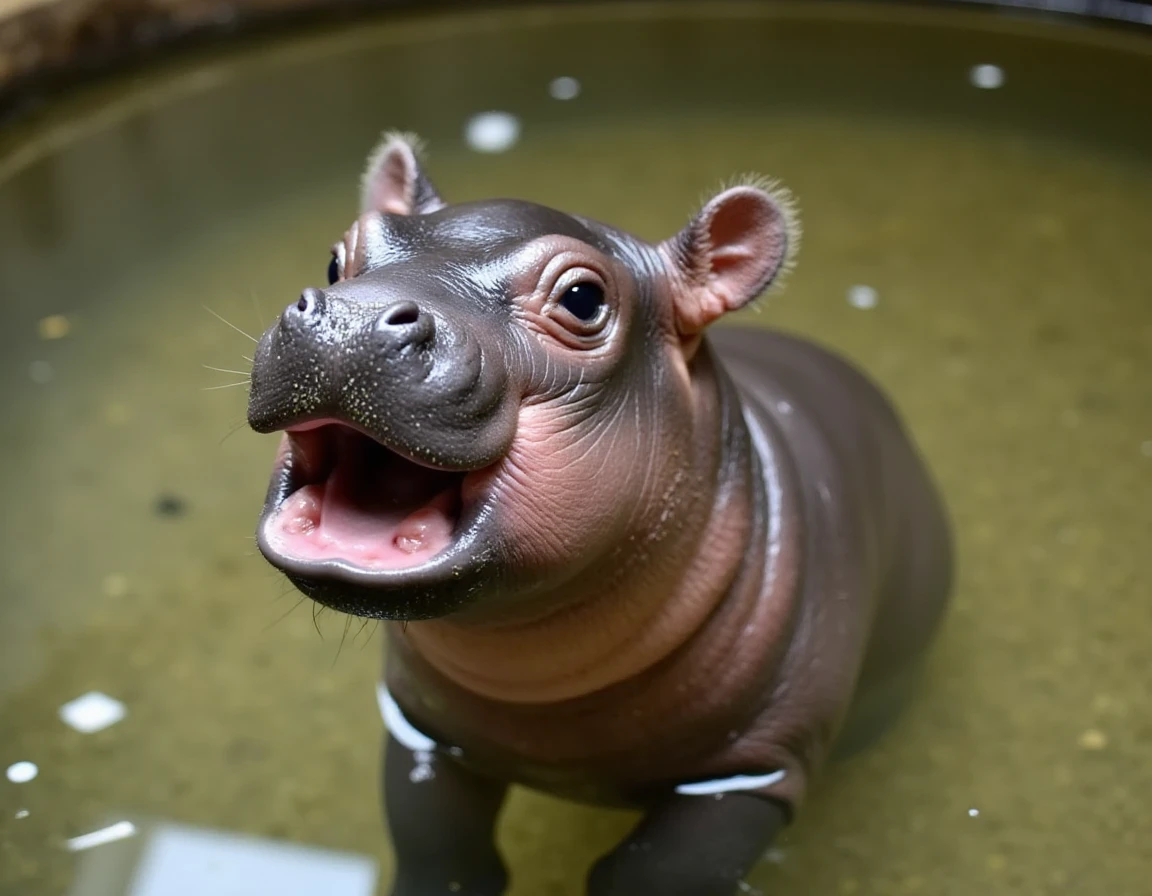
247,133,953,896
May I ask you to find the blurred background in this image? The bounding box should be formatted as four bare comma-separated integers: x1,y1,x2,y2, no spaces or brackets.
0,1,1150,894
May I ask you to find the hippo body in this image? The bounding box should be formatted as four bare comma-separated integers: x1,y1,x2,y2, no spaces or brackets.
382,327,950,813
247,133,953,896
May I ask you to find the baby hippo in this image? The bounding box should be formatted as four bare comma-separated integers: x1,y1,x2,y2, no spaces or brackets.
246,132,953,896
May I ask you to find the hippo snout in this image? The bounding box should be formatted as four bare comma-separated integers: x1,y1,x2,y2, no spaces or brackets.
248,277,519,477
277,288,434,353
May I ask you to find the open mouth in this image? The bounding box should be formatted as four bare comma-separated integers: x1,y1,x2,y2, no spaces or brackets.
262,422,467,571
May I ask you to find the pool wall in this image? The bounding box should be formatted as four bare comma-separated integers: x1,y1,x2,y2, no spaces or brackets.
2,0,1152,121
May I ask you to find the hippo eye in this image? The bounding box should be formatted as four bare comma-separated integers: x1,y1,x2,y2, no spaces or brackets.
558,282,604,322
327,255,340,286
542,265,612,347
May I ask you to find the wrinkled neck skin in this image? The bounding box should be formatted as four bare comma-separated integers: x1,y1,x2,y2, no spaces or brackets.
397,339,771,705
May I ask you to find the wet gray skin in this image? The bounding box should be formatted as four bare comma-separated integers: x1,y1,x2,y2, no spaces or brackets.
247,187,662,621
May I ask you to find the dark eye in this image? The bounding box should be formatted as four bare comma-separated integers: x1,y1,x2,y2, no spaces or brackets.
327,255,339,286
558,282,604,322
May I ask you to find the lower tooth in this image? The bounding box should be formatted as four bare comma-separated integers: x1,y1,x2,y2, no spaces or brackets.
282,487,322,535
394,509,440,554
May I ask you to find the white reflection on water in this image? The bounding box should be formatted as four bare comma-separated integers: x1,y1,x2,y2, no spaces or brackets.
59,690,127,733
465,112,521,153
847,284,879,309
5,760,37,783
66,820,138,852
970,63,1005,89
549,76,581,100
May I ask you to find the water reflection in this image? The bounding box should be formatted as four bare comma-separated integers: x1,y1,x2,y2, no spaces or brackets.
846,284,879,310
58,692,127,734
464,111,521,153
66,821,137,852
65,819,377,896
6,760,38,783
549,76,582,100
969,63,1006,88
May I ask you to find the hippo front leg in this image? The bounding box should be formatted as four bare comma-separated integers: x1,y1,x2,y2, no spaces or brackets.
382,733,510,896
586,792,788,896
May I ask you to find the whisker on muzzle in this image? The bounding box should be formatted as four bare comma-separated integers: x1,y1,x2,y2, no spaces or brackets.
356,619,380,650
203,365,253,376
263,596,307,632
218,419,250,446
202,380,251,391
203,306,259,343
332,615,355,667
312,601,326,640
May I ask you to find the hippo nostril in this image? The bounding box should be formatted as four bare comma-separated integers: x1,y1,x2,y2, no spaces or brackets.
293,287,325,317
380,301,421,327
373,301,434,349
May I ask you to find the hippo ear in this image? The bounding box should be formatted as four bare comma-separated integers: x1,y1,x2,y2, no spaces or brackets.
360,132,446,216
659,181,799,337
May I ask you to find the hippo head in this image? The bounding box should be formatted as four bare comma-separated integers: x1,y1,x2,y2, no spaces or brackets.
247,133,798,621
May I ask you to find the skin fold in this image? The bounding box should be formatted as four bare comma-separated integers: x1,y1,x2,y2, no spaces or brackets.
246,132,954,896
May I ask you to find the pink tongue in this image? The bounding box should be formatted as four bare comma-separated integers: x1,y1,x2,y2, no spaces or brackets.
267,448,458,570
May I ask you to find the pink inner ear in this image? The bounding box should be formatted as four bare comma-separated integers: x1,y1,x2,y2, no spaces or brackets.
663,185,793,340
361,135,446,217
379,195,411,216
365,149,415,216
704,189,788,302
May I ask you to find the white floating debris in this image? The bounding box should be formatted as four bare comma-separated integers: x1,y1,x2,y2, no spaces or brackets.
59,691,127,734
549,76,581,101
847,284,878,310
465,112,521,154
968,808,980,817
970,64,1005,90
6,761,38,783
66,820,137,852
15,809,30,819
128,821,378,895
29,360,54,384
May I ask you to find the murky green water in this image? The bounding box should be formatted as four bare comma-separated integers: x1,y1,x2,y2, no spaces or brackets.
1,2,1150,894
